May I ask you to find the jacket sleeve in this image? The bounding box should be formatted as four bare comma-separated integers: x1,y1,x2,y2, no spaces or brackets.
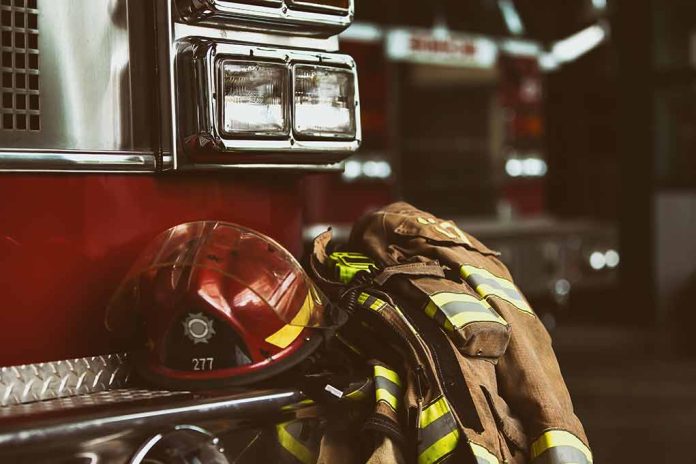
471,255,592,464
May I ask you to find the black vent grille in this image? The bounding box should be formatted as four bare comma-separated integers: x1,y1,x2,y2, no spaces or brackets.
0,0,39,131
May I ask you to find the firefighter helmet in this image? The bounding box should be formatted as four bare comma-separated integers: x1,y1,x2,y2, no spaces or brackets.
106,221,332,389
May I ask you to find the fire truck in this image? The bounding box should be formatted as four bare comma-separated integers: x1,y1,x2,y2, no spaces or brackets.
0,0,363,461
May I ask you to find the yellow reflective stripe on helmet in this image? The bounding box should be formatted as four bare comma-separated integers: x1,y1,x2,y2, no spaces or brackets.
418,396,460,464
373,364,401,411
276,422,315,464
460,265,534,315
470,442,500,464
425,292,508,332
265,292,314,349
531,430,593,464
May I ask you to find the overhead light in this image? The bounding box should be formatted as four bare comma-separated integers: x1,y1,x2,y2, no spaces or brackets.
539,52,560,71
592,0,607,10
500,39,541,57
498,0,525,36
552,24,607,64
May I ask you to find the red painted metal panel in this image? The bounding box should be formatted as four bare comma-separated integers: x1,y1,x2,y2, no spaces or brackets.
0,174,304,365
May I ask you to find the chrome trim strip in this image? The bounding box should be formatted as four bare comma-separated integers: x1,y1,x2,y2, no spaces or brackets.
176,0,354,37
173,23,339,51
179,161,344,172
0,151,156,173
0,388,306,447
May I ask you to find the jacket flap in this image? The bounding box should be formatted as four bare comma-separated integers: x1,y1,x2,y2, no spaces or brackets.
373,261,445,286
391,214,500,257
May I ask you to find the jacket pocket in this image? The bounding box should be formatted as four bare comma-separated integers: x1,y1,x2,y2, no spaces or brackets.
480,385,529,455
410,277,511,360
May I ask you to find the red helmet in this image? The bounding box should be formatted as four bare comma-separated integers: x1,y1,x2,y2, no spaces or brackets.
106,221,332,389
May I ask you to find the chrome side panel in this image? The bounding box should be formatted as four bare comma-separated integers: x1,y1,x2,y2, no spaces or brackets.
1,0,155,152
0,0,351,171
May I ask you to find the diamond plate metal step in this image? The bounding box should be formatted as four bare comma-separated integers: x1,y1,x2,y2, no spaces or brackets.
0,353,132,406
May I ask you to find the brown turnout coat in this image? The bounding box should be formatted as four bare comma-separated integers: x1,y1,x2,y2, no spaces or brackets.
315,202,591,464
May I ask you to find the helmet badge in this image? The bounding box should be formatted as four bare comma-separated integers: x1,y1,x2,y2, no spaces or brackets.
183,313,216,344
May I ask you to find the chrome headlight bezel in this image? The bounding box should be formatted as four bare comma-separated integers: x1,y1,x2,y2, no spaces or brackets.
176,39,361,162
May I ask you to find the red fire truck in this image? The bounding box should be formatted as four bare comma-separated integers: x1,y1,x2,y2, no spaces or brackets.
0,0,364,461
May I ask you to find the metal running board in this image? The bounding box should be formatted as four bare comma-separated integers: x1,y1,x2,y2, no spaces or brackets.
0,353,132,406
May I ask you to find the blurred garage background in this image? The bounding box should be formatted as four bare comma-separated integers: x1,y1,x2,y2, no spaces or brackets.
302,1,696,461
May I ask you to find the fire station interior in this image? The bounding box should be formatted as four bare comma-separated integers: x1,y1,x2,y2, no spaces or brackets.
0,0,694,462
304,0,696,461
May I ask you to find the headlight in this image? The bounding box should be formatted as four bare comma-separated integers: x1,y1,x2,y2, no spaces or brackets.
220,61,288,138
293,65,356,140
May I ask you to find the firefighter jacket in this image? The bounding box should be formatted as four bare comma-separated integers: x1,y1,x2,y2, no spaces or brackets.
309,202,592,464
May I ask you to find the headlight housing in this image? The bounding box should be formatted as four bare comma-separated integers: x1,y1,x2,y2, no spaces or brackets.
177,40,361,165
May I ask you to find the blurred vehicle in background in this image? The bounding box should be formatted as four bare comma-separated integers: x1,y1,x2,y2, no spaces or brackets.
304,0,618,322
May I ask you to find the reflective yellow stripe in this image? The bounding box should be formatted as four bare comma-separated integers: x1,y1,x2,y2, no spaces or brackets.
426,292,508,332
376,388,399,410
358,292,386,312
265,293,314,348
374,365,402,387
460,265,534,315
358,292,369,305
419,396,451,428
276,422,314,464
531,430,593,463
419,429,460,464
469,442,500,464
374,365,401,410
418,396,460,464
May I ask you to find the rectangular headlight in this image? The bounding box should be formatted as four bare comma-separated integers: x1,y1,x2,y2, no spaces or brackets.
293,65,356,140
220,61,288,138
